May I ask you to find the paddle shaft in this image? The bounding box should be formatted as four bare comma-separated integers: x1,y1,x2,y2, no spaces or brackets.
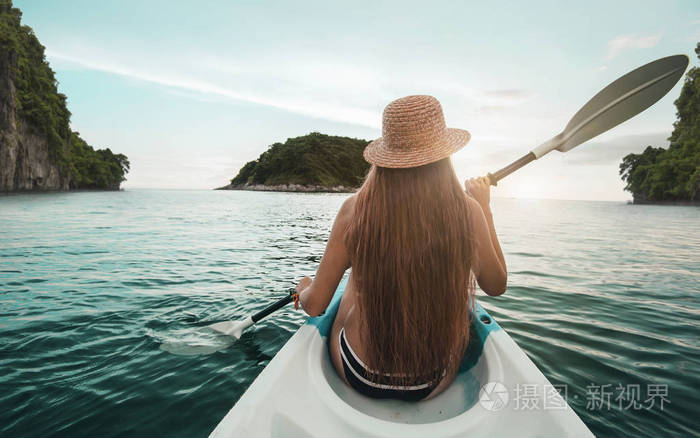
487,152,537,186
251,294,293,323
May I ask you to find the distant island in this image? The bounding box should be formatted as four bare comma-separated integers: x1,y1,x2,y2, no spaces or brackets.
0,0,129,192
217,132,370,192
619,43,699,205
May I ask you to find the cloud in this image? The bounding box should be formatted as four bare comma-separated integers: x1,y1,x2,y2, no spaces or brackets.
45,44,610,195
565,132,670,165
480,89,533,101
475,105,510,115
47,50,381,129
471,89,536,115
605,34,661,60
48,47,542,136
434,82,535,107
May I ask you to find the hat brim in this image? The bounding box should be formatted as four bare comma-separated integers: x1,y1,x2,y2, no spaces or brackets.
363,128,470,169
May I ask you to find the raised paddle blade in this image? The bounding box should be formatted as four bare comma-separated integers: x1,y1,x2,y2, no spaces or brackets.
531,55,689,159
558,54,688,153
489,54,689,185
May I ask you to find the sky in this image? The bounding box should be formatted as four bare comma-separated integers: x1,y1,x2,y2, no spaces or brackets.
14,0,700,200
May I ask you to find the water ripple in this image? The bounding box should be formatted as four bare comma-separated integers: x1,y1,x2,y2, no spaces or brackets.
0,191,698,438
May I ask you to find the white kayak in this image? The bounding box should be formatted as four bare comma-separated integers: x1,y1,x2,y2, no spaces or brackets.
211,278,593,437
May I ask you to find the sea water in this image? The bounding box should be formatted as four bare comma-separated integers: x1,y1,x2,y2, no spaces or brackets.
0,190,698,437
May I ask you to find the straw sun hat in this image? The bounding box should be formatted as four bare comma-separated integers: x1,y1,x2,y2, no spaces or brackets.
363,95,471,168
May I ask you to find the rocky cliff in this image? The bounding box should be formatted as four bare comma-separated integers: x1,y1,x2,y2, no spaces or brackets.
0,0,128,192
0,47,69,191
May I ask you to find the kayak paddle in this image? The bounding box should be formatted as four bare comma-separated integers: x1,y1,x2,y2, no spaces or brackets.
487,54,689,185
207,291,296,340
208,54,689,340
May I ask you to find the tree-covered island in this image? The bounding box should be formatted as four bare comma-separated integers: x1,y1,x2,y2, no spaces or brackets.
0,0,129,191
619,43,700,205
218,132,370,192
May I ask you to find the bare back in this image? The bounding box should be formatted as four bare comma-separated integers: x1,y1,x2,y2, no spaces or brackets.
298,190,506,400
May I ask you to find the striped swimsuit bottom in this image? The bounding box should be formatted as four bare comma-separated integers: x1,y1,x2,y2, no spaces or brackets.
338,327,439,401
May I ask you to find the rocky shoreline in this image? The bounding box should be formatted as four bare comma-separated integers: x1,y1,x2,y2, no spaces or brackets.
215,183,357,193
628,199,700,206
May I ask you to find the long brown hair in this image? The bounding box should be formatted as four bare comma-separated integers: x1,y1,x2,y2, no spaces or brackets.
344,157,475,386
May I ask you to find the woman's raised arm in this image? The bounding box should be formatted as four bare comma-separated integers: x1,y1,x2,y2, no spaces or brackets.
295,196,354,316
465,177,507,296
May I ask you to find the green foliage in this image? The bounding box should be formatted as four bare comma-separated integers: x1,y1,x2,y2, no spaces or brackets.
0,0,129,189
0,0,70,166
230,132,370,188
620,44,700,202
69,132,130,190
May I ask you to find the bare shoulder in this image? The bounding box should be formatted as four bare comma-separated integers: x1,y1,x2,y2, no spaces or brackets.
465,195,487,227
465,195,484,229
464,194,488,272
341,193,357,211
338,194,357,223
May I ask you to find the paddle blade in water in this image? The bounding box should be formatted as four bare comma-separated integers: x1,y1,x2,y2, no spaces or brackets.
557,54,689,153
148,327,234,356
207,317,254,340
